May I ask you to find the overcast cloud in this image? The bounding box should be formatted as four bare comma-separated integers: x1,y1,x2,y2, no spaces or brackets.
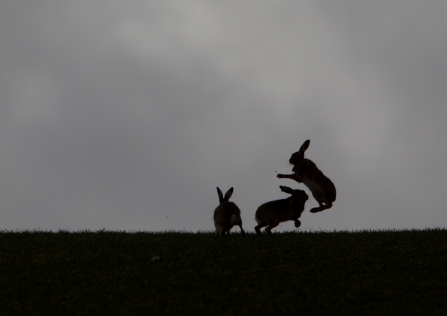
1,1,446,232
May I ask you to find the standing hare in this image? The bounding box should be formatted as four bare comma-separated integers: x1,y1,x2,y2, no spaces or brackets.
277,139,336,213
255,186,309,235
214,187,245,237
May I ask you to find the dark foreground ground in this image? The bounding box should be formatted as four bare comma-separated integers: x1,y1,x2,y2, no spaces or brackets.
1,229,446,315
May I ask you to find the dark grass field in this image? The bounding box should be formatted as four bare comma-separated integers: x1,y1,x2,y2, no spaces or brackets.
1,229,446,315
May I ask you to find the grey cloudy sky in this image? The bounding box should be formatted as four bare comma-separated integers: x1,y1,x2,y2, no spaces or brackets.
1,1,446,232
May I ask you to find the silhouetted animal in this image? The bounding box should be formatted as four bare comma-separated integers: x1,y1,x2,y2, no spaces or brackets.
255,186,309,235
277,140,336,213
214,187,245,237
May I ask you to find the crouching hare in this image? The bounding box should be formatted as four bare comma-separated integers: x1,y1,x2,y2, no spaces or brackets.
277,139,336,213
214,187,245,237
255,186,309,235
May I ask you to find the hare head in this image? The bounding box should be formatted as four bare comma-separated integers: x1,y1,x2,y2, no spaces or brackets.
289,139,310,165
279,185,309,203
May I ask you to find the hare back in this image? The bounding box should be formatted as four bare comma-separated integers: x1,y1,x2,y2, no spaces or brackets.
293,159,325,179
302,177,336,203
255,199,301,224
295,159,336,202
214,202,241,226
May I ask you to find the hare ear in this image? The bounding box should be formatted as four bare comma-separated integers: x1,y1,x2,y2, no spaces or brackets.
279,186,294,195
217,187,224,203
224,187,234,201
299,140,310,153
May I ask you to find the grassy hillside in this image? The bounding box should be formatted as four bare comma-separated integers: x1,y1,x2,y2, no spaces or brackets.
1,229,446,315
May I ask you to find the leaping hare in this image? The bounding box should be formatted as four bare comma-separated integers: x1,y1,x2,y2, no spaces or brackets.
255,186,309,235
277,139,336,213
214,187,245,237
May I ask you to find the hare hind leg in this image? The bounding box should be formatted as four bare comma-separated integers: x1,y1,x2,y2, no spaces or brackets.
220,225,233,237
255,223,267,235
310,203,332,213
310,191,333,213
238,225,246,237
265,222,279,234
